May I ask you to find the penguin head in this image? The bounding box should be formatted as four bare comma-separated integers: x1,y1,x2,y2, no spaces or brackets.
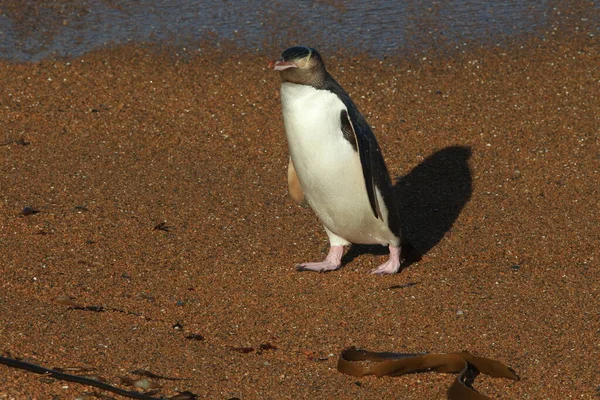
269,46,327,86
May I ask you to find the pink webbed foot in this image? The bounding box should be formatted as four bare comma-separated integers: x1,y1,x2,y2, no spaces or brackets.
370,245,401,275
296,245,344,272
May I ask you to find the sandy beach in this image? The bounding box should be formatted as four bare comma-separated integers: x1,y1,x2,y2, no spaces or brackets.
0,10,599,399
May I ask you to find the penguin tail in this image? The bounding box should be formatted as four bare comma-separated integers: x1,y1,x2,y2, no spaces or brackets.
400,236,422,265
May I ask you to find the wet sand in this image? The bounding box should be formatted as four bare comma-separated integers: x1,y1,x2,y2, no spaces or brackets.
1,24,599,400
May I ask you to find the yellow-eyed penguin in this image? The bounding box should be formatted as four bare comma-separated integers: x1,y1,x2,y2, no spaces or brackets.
269,46,419,274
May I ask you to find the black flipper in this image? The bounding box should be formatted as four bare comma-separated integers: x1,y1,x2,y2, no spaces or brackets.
340,109,380,220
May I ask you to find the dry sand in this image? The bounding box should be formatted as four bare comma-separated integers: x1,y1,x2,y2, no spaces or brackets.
0,19,599,400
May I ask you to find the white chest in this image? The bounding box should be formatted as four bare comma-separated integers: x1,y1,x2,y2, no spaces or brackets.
280,83,356,187
280,83,346,153
279,83,396,245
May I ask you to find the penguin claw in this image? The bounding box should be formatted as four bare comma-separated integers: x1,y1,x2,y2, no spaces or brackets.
370,246,402,274
370,261,401,275
295,261,340,272
295,245,344,272
371,260,400,275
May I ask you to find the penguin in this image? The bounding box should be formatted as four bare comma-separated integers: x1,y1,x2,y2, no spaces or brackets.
269,46,419,274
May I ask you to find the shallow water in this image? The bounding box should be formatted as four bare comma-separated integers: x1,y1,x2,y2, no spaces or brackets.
0,0,597,61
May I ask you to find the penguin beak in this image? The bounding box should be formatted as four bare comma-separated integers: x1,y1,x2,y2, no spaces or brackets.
268,60,298,71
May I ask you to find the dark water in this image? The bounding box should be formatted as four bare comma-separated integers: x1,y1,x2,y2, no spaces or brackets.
0,0,597,61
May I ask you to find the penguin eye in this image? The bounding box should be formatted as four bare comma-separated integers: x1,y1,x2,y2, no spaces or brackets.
296,52,313,69
296,57,309,68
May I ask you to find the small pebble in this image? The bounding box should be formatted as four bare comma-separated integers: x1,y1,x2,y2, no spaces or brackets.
21,206,38,216
173,322,183,330
185,333,205,341
133,377,160,390
171,392,199,400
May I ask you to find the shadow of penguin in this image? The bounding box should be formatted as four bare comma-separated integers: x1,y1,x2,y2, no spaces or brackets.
342,146,473,269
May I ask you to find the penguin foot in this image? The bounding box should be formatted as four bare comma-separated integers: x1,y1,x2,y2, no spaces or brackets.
295,245,344,272
296,261,340,272
370,245,401,275
370,260,401,274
